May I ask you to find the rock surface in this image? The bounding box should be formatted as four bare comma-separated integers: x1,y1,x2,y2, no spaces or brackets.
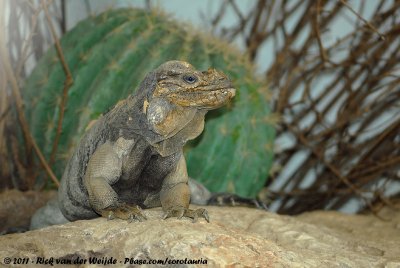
0,203,399,267
0,190,55,234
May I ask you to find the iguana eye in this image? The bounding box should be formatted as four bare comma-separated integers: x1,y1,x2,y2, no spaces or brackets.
183,74,198,84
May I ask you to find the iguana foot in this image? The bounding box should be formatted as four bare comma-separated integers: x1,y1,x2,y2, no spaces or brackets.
163,206,209,223
100,204,147,222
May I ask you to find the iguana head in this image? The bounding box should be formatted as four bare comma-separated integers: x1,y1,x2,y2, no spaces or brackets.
152,61,236,110
132,60,236,155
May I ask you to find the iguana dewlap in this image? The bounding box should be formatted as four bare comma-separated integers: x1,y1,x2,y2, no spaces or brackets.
55,60,235,223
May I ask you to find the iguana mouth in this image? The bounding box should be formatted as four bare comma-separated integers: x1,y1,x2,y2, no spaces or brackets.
169,87,236,109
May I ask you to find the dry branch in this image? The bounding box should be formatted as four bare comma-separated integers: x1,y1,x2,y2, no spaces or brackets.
0,27,60,188
211,0,400,214
1,0,61,188
42,0,73,165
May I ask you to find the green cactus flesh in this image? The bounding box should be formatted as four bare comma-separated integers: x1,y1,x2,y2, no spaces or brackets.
24,8,275,198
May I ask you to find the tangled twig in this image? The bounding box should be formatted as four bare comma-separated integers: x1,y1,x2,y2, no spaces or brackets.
42,0,73,165
211,0,400,214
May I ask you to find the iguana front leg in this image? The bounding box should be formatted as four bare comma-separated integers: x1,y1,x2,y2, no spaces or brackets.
160,154,209,222
84,138,147,221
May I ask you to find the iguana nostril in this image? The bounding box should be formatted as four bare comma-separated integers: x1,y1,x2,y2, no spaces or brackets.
227,88,236,98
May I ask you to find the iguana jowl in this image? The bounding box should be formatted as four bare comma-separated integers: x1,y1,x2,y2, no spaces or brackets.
57,60,235,223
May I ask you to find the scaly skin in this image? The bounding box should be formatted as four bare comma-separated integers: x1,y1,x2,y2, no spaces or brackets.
58,61,235,223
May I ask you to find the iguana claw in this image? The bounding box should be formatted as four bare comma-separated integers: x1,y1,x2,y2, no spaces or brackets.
100,204,147,222
163,206,209,223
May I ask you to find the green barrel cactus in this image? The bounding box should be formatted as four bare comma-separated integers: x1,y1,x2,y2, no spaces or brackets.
23,8,275,198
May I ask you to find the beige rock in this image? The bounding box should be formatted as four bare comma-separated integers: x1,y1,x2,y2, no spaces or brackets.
0,205,399,267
